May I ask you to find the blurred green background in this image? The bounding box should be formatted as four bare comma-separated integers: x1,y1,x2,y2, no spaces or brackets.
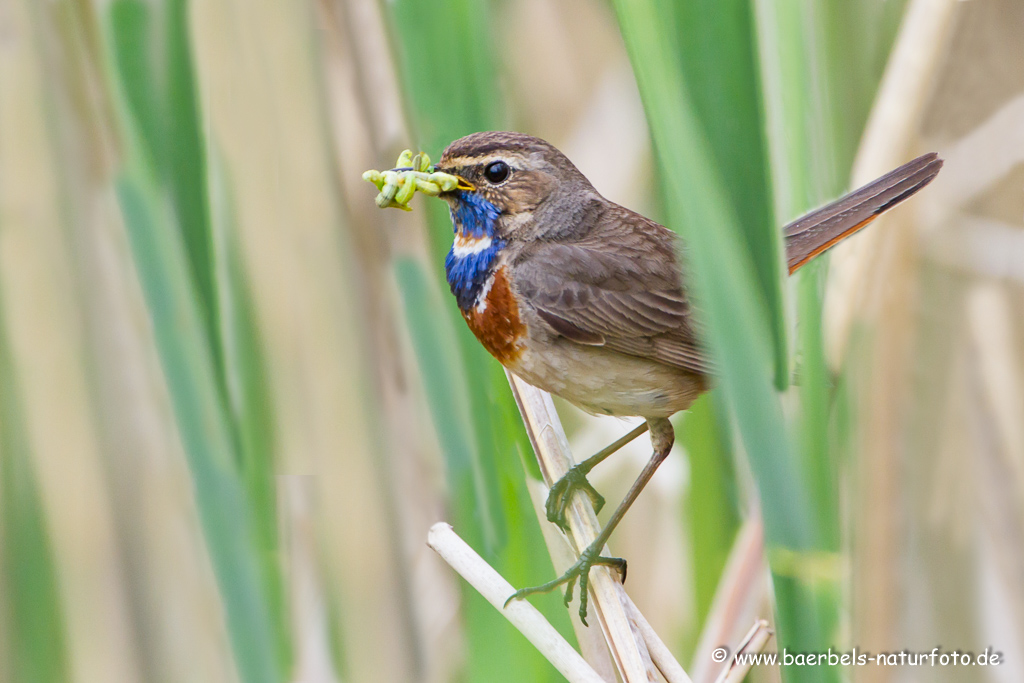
1,0,1022,682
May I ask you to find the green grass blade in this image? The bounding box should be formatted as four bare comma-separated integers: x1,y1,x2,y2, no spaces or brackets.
164,0,222,370
110,0,224,377
817,0,910,176
749,0,910,677
671,0,789,390
393,260,572,680
392,257,489,527
104,8,284,681
679,393,739,637
612,0,811,549
386,2,575,679
754,0,908,566
610,2,849,679
795,264,838,548
168,1,291,668
206,147,291,673
388,0,502,166
114,168,280,683
389,0,510,551
668,0,776,645
0,311,69,683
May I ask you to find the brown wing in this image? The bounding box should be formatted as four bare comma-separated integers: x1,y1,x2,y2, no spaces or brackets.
513,204,711,375
785,153,943,273
513,154,941,374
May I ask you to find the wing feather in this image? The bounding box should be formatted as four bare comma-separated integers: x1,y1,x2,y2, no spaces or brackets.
514,203,712,375
510,154,942,378
785,153,942,273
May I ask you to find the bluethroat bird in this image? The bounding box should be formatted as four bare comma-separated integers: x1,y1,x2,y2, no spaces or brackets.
426,131,941,623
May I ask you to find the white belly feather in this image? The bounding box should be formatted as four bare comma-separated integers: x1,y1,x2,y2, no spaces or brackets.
505,335,705,419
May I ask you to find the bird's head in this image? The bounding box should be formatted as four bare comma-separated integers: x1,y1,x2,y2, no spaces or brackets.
433,131,596,243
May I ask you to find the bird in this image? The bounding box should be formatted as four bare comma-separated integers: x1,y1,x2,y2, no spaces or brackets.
425,131,941,624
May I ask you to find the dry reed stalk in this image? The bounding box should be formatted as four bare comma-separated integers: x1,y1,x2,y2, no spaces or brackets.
191,1,417,679
714,620,773,683
621,593,693,683
824,0,960,367
689,517,766,683
426,523,607,683
506,370,673,683
819,4,959,680
0,3,143,680
523,477,621,681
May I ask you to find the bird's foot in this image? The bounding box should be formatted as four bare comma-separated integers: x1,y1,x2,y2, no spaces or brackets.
503,542,626,626
545,464,605,532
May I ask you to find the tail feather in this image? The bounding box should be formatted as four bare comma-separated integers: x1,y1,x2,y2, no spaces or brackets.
784,153,943,274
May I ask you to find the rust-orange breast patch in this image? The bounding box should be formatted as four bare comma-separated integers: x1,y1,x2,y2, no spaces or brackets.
461,266,525,365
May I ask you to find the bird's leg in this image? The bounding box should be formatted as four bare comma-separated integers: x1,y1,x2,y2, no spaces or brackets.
509,418,674,625
545,421,649,531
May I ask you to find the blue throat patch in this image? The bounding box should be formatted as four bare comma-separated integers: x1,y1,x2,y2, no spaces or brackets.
445,191,506,311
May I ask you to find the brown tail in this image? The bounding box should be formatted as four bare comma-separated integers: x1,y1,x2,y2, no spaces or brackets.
784,153,943,274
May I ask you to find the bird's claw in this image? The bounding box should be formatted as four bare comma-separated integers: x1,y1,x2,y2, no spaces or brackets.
545,464,605,531
503,544,626,626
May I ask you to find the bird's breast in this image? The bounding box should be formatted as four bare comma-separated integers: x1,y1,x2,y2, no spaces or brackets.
461,265,526,365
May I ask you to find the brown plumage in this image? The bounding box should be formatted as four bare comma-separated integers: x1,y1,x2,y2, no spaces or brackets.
513,201,709,376
440,133,941,403
784,152,943,273
432,131,941,623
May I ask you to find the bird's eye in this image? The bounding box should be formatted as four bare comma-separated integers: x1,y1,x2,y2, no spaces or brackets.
484,161,510,184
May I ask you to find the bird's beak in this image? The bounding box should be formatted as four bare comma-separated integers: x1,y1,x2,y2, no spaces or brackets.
428,166,475,191
386,166,475,192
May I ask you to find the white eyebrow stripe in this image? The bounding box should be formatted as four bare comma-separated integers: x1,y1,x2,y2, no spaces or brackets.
452,234,493,257
440,153,527,169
